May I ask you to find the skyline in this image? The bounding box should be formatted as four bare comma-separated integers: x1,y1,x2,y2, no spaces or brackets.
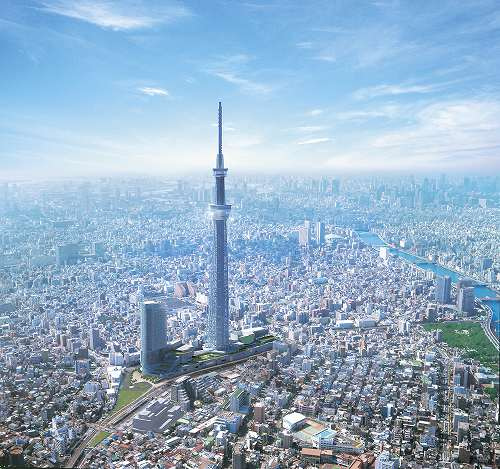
1,0,500,178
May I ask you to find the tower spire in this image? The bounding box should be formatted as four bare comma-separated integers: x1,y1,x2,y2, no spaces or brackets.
217,101,223,168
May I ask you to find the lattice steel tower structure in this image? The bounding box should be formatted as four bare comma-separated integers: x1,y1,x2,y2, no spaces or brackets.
207,102,231,351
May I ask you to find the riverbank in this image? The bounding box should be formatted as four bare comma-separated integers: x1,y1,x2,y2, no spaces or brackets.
356,231,500,337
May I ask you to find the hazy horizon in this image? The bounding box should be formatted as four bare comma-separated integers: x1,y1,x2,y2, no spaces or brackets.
2,167,500,184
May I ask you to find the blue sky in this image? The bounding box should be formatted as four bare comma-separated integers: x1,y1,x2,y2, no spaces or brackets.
1,0,499,178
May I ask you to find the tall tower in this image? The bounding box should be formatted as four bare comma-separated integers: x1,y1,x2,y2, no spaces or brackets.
207,102,231,351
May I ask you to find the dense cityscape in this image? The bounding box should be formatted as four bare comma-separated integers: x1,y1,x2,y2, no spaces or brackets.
0,107,499,469
2,0,500,467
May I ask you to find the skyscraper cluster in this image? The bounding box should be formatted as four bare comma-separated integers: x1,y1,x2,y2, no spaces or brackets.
299,220,325,247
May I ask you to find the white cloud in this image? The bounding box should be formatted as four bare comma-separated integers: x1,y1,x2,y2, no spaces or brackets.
211,72,273,95
371,99,500,155
296,41,314,49
336,106,400,121
354,83,442,100
297,137,332,145
300,27,418,68
204,54,274,95
138,86,169,97
293,125,327,133
220,53,253,64
39,0,191,31
313,52,337,62
307,109,324,116
324,98,500,172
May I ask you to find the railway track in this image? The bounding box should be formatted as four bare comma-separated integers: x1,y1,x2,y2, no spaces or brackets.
67,350,269,467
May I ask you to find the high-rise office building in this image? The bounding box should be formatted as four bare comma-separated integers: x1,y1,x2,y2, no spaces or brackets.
331,179,340,194
89,327,101,350
207,102,231,351
435,276,451,304
92,242,105,258
315,221,325,246
298,225,310,247
379,247,389,260
320,177,328,194
480,257,493,272
140,300,167,373
398,319,410,335
457,287,475,314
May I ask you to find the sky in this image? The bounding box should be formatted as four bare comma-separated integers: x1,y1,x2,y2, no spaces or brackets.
1,0,500,178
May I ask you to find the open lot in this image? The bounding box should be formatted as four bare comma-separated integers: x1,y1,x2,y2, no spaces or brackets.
112,371,152,413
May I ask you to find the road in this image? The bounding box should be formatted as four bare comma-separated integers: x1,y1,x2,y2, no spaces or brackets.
480,305,499,351
437,346,453,462
66,350,269,468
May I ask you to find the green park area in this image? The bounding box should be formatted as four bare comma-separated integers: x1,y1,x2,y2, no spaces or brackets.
89,431,110,447
255,335,275,345
112,371,152,413
423,322,499,373
192,335,275,362
193,352,224,363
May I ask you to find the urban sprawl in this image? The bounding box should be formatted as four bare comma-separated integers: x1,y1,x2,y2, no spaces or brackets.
0,121,499,469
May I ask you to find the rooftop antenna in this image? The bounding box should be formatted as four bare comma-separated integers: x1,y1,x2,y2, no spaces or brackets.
217,101,223,168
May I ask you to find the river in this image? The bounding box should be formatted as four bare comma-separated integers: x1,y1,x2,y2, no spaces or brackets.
356,231,500,335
